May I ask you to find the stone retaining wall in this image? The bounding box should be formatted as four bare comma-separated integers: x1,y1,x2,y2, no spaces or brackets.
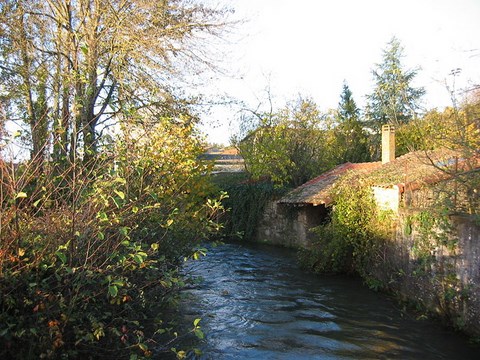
383,212,480,336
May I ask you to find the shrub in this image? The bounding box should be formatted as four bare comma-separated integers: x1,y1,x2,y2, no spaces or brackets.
298,173,393,289
0,121,224,358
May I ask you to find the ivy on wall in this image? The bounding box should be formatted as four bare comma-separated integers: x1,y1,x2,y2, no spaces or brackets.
227,182,276,240
404,210,471,330
298,173,394,289
212,174,281,241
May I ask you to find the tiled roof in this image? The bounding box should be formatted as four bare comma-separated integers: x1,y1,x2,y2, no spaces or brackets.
278,148,479,206
367,149,480,190
278,162,381,205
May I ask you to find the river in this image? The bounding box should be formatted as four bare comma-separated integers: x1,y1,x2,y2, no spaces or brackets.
173,242,478,359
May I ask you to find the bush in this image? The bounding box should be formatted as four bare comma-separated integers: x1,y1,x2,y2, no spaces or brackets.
298,173,393,289
298,223,353,274
218,179,276,241
0,121,224,358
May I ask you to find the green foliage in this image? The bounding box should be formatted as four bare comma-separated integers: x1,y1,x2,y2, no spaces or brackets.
365,37,425,159
211,172,280,242
0,118,225,358
404,209,472,328
211,172,249,190
333,82,371,163
396,97,480,215
407,210,458,270
299,174,392,288
0,2,231,355
298,223,352,274
299,164,471,328
219,179,279,241
0,0,229,169
366,37,425,129
393,90,480,160
236,96,336,187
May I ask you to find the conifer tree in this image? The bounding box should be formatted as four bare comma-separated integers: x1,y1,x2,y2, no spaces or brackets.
365,37,425,159
334,82,370,163
366,37,425,131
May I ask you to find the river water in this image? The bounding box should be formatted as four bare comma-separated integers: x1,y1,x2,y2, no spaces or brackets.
174,242,478,359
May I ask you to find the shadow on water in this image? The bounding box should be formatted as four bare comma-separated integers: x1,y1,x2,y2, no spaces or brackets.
160,242,479,359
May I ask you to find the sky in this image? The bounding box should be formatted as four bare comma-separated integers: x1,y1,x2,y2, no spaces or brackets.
200,0,480,145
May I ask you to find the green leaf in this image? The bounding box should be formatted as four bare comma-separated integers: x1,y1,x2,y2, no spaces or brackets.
15,192,27,199
114,190,125,200
98,231,105,240
97,212,108,221
194,329,204,339
111,280,124,287
133,254,144,264
108,285,118,297
193,318,201,327
194,349,203,356
55,251,67,264
114,177,127,185
119,227,129,237
112,197,121,208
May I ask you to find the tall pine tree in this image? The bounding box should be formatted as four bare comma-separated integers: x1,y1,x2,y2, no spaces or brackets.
334,82,371,163
365,37,425,159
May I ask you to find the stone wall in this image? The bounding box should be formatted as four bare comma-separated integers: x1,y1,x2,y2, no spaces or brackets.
379,212,480,337
254,201,327,248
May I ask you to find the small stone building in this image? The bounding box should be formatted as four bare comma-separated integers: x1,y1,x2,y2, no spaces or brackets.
254,161,381,247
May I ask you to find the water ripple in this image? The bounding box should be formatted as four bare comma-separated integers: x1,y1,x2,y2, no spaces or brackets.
171,242,478,359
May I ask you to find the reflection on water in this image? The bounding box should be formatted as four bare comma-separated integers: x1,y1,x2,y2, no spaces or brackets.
172,242,478,359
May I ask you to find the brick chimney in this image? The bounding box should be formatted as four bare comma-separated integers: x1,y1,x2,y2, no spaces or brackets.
382,124,395,164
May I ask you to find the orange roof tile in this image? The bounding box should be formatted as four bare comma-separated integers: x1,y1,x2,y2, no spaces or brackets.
278,148,479,206
279,162,381,205
367,149,480,190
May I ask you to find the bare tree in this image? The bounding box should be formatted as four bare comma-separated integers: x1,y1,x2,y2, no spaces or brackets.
0,0,230,169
